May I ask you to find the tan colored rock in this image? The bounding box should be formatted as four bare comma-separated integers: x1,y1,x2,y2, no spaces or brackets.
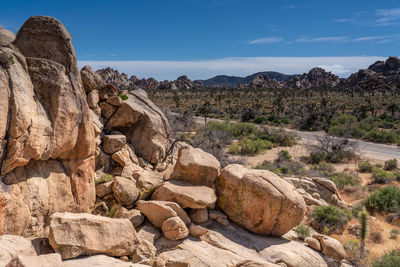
131,239,157,266
171,146,221,187
96,181,113,198
312,177,337,193
49,212,140,259
162,217,189,240
313,234,346,261
312,192,321,200
87,90,99,108
0,26,15,46
0,235,37,266
99,84,118,101
189,224,208,237
137,222,161,243
305,237,321,251
136,170,163,200
152,180,217,209
0,160,80,237
112,176,139,207
113,207,145,228
136,200,178,228
164,202,191,225
209,210,230,226
6,253,62,267
190,208,209,224
103,135,126,154
91,109,103,137
121,163,143,180
216,164,306,236
81,65,103,93
105,89,171,164
107,95,123,106
61,255,144,267
99,101,116,119
112,144,139,166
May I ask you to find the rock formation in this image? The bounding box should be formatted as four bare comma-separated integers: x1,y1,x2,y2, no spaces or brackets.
0,16,351,267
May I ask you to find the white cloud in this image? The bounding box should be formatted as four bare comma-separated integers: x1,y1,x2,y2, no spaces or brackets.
334,8,400,26
354,36,388,42
79,56,386,81
375,8,400,25
296,36,348,43
249,37,283,44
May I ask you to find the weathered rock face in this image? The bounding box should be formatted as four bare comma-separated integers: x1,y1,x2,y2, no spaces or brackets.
0,235,37,266
105,89,171,163
6,253,62,267
161,216,189,240
61,255,142,267
0,26,15,46
48,212,140,259
80,65,103,93
285,68,340,89
216,164,306,236
171,146,221,187
250,75,284,89
0,16,95,236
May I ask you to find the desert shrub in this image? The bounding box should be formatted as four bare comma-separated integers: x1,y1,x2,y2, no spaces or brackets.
376,163,383,168
227,122,259,138
373,249,400,267
228,138,272,155
254,159,305,176
257,127,297,147
384,159,398,171
118,94,128,100
241,107,257,122
365,129,400,144
394,171,400,181
293,223,310,240
390,229,400,239
343,239,360,262
311,205,349,234
95,174,113,185
351,204,364,218
328,172,360,189
254,116,268,124
310,161,335,176
371,168,395,184
358,161,373,173
365,186,400,214
369,229,383,243
277,150,292,161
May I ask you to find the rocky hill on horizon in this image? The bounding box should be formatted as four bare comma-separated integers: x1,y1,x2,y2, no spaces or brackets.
96,57,400,91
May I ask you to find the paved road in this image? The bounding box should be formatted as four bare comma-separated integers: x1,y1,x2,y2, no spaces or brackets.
193,116,400,161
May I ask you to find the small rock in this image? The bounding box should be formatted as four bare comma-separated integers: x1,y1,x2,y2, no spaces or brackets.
313,234,346,261
305,237,321,251
137,223,161,243
209,210,229,226
119,256,129,262
136,200,183,228
112,176,139,207
136,170,163,200
81,65,103,92
189,224,208,237
131,239,157,266
99,101,117,119
112,144,138,167
103,135,126,154
189,208,208,224
96,181,113,198
312,192,320,200
107,95,123,107
113,207,145,228
161,217,189,241
99,84,118,100
6,254,62,267
87,90,99,108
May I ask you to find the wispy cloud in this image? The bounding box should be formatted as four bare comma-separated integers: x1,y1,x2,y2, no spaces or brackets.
354,36,388,42
335,8,400,26
296,36,348,43
249,37,283,44
79,56,385,80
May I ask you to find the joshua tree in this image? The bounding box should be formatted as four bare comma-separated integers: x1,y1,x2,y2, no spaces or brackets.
359,210,369,259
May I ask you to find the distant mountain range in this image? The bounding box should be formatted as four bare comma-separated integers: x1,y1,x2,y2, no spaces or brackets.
200,72,297,88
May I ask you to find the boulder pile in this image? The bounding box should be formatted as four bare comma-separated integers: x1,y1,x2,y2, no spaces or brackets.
0,16,350,267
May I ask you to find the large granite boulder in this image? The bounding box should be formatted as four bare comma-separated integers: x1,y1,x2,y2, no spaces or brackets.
0,16,95,236
171,146,221,187
105,89,171,164
0,235,37,266
216,164,306,236
48,212,140,259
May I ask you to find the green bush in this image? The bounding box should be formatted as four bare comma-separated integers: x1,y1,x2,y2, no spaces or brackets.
329,172,360,189
365,186,400,214
365,129,400,144
278,150,292,161
228,138,272,155
390,229,400,239
358,161,373,173
95,174,114,185
293,223,311,240
309,162,335,177
254,159,305,176
384,159,398,171
371,168,395,184
118,94,128,100
254,116,268,124
343,239,360,262
311,205,349,234
257,128,297,147
373,249,400,267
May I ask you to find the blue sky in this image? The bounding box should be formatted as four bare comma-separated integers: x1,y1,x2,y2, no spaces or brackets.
1,0,399,80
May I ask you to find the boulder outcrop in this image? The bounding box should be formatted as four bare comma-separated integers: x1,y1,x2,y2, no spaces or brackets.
216,164,306,236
